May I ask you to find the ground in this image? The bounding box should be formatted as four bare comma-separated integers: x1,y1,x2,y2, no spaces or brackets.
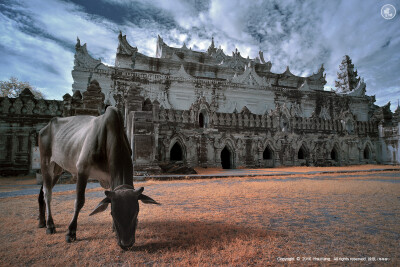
0,165,399,266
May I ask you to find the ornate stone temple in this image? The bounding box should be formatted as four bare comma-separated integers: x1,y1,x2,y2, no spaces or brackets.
1,33,399,175
69,33,400,172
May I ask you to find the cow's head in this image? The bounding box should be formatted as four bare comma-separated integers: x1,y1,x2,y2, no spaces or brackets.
89,185,159,250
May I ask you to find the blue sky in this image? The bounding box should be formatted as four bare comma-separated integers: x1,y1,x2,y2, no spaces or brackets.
0,0,399,110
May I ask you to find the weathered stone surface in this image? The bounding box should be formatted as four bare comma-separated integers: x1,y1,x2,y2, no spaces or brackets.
82,80,105,110
0,91,63,175
68,33,399,170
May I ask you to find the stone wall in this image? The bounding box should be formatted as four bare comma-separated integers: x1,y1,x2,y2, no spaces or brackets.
378,105,400,164
0,80,106,175
124,94,381,171
0,89,63,175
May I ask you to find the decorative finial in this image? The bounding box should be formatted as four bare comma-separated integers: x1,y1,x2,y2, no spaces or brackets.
75,37,81,49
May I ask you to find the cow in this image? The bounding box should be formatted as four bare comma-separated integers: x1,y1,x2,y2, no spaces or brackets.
38,107,159,250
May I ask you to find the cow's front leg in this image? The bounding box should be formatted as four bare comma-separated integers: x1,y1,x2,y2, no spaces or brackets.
66,173,88,243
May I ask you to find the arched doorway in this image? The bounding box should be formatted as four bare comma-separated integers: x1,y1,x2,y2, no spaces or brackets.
298,146,306,160
331,148,338,161
221,147,232,169
263,146,273,160
364,146,370,160
170,142,183,161
199,113,204,128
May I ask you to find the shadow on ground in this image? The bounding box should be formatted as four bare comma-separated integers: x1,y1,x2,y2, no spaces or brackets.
128,220,276,253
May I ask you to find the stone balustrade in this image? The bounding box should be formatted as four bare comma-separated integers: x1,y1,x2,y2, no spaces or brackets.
0,89,63,117
158,108,378,135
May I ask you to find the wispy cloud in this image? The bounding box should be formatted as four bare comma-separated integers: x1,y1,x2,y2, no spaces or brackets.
0,0,399,110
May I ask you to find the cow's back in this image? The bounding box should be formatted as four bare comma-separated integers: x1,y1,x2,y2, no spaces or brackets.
39,107,133,189
39,115,97,175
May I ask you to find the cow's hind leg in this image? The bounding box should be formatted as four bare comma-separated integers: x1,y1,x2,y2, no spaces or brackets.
42,163,62,234
42,173,56,234
66,172,88,242
38,185,46,228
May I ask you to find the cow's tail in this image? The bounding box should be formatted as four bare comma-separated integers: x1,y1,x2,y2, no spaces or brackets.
38,185,46,227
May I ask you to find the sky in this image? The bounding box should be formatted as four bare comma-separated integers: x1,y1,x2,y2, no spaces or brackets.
0,0,399,110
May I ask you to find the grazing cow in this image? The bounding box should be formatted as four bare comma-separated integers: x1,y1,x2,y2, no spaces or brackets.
38,107,159,249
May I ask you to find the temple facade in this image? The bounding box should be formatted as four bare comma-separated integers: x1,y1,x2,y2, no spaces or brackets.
69,32,400,172
1,33,399,175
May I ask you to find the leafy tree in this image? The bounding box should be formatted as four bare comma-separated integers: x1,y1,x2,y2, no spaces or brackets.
335,55,360,93
0,77,44,99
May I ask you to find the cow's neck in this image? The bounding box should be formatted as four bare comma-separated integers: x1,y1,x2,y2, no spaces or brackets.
111,165,133,190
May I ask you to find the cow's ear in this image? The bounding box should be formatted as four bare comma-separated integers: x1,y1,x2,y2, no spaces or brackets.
133,187,144,196
89,197,111,216
138,194,161,205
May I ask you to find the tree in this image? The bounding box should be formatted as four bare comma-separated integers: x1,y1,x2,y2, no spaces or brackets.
0,77,44,99
335,55,360,93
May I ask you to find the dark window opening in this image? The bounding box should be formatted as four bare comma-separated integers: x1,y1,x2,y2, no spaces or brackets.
221,147,231,169
143,99,152,111
364,147,370,159
170,142,183,161
263,146,272,160
298,147,305,160
331,149,338,161
18,136,24,152
199,54,205,63
199,113,204,128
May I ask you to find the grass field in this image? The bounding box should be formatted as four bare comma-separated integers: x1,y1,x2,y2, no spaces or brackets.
0,170,399,265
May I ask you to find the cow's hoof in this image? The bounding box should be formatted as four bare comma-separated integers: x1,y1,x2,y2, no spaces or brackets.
66,233,76,243
38,221,46,228
46,227,56,234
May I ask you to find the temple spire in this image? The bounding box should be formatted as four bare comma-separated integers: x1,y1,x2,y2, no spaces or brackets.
207,36,217,55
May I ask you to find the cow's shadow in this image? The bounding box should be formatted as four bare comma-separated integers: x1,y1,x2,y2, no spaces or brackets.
131,220,276,253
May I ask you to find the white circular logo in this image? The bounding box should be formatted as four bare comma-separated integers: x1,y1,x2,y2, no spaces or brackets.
381,4,396,20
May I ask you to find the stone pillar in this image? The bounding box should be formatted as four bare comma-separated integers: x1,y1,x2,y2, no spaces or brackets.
125,84,144,113
75,80,105,116
128,110,161,174
71,90,83,115
62,93,72,117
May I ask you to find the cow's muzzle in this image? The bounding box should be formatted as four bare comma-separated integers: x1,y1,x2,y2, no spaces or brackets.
119,239,135,250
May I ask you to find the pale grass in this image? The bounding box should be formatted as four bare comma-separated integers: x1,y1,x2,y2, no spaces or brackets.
194,164,400,175
0,170,399,265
